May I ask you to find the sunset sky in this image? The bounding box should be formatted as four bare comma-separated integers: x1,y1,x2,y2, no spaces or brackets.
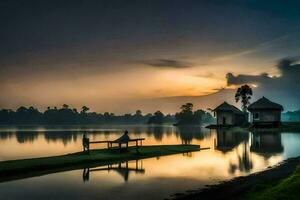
1,0,300,113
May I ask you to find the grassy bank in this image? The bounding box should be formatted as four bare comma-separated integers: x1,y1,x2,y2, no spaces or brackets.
0,144,200,182
174,157,300,200
243,166,300,200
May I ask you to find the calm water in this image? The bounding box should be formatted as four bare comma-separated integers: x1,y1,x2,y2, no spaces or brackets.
0,125,300,200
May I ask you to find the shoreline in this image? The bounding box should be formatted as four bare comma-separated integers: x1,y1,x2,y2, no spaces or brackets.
172,156,300,200
206,122,300,132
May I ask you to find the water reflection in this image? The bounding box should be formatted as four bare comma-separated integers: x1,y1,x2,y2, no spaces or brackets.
1,126,300,200
0,131,13,140
176,126,206,144
229,141,253,174
44,131,78,146
82,160,145,182
145,126,166,141
250,132,284,156
0,126,295,167
0,126,209,146
15,131,38,143
214,129,248,153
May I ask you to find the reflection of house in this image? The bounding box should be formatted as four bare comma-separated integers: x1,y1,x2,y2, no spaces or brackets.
248,97,283,127
214,129,248,153
250,132,283,154
213,102,247,126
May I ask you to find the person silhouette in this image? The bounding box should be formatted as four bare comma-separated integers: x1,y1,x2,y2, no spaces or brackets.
82,134,90,152
82,168,90,182
114,130,130,151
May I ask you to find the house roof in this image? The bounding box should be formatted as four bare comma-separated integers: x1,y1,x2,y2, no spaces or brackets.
213,102,244,114
248,97,284,111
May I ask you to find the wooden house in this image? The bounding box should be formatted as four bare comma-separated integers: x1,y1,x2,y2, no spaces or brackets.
248,97,283,127
213,102,247,126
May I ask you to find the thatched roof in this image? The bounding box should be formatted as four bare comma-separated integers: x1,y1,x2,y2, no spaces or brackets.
213,102,244,114
248,97,283,111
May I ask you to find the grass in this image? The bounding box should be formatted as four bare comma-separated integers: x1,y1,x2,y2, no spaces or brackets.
0,144,200,182
243,166,300,200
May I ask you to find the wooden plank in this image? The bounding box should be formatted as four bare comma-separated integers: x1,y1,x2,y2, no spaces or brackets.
89,141,111,144
89,138,145,148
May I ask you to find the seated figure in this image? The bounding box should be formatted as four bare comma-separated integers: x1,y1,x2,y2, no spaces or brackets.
114,130,130,150
115,130,130,143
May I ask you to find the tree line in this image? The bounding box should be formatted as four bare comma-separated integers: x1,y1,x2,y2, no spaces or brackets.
0,103,214,125
282,110,300,121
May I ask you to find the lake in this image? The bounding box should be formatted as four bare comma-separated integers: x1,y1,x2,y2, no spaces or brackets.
0,125,300,200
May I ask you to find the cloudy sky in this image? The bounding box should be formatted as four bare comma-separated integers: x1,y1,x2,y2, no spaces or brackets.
0,0,300,113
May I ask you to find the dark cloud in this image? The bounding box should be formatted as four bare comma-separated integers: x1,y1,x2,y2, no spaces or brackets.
142,59,193,69
226,58,300,110
226,72,271,85
277,58,300,79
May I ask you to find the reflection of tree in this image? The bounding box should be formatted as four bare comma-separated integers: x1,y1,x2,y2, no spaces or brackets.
145,126,174,141
15,131,39,143
214,129,248,153
229,141,253,174
147,126,164,141
176,126,205,145
250,132,283,157
44,131,78,146
213,129,252,174
0,132,13,140
132,126,143,135
82,160,144,182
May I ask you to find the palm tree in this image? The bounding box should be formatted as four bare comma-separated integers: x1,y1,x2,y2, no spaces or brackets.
235,84,253,112
81,106,90,114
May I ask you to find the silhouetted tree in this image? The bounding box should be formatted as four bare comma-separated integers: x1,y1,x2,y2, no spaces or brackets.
0,105,177,125
81,106,90,114
181,103,193,113
175,103,214,125
148,111,165,124
62,104,69,109
193,109,205,124
175,103,195,125
133,110,144,123
235,84,253,112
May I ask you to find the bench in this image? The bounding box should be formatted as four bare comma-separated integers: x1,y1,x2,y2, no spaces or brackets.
88,138,145,152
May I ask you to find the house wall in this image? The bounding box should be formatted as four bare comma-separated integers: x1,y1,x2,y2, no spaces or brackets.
217,111,234,125
251,110,281,123
235,113,247,125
